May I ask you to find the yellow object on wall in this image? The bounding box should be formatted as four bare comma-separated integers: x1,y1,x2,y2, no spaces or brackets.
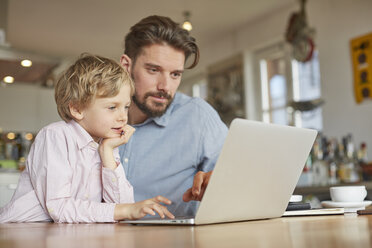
351,32,372,104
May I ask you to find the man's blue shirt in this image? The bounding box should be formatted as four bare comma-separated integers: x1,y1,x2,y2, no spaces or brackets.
119,92,228,217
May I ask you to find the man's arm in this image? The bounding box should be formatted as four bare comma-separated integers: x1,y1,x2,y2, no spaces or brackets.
182,98,228,202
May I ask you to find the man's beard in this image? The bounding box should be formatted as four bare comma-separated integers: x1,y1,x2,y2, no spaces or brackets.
132,91,174,118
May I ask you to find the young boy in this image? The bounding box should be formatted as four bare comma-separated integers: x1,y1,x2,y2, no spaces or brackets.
0,54,174,223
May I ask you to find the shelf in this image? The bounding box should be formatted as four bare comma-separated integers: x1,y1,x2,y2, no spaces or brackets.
294,181,372,199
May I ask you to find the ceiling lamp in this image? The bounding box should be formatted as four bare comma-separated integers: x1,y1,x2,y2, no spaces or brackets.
25,133,34,141
21,59,32,67
7,132,15,140
3,75,14,83
182,11,192,31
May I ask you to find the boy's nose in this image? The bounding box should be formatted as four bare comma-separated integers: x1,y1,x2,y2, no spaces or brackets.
118,110,127,122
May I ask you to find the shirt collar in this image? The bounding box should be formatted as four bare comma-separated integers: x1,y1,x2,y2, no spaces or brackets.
67,120,98,150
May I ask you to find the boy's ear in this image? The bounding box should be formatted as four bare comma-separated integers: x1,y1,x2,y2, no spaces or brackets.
69,103,84,121
120,54,132,73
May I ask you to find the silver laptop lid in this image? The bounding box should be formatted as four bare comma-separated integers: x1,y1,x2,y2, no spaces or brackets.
195,119,317,225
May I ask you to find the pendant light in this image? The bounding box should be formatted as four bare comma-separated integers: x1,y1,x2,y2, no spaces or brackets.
182,11,192,31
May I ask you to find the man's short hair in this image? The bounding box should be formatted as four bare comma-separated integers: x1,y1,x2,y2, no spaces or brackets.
124,15,199,69
55,54,134,122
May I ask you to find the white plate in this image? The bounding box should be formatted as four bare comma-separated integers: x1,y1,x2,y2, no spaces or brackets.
289,195,303,203
321,200,372,208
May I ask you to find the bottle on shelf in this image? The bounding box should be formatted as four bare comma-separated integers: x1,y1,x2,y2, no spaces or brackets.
298,132,369,187
324,138,338,185
358,142,368,165
5,141,13,160
357,142,369,181
345,134,361,183
311,134,329,186
335,139,350,183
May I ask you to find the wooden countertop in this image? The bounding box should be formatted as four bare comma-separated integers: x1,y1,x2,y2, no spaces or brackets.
1,214,371,248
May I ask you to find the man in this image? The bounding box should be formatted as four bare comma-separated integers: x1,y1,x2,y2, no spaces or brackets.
119,15,228,217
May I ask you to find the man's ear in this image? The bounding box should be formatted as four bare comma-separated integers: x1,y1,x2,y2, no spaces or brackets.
120,54,132,73
69,103,84,121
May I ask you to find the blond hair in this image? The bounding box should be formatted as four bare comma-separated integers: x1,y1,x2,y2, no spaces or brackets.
55,54,134,122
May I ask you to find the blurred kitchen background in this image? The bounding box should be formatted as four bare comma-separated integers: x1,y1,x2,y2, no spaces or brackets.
1,0,372,206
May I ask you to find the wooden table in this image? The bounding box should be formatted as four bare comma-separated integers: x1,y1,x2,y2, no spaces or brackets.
1,214,371,248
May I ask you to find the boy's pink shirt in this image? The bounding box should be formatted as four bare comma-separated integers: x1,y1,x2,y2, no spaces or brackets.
0,120,134,223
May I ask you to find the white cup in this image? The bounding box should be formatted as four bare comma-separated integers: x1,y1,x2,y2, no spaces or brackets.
330,186,367,202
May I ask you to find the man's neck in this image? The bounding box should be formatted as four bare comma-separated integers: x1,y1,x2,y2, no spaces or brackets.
128,104,148,125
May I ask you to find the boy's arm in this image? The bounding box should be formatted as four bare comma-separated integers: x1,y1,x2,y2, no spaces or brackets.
30,128,116,223
101,151,134,204
30,125,171,223
99,126,135,204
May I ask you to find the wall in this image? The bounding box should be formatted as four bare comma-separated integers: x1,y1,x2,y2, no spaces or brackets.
309,0,372,155
0,83,60,132
1,0,371,155
183,0,372,157
0,57,73,133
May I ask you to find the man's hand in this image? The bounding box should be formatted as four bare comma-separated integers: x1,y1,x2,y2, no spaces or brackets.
182,171,212,202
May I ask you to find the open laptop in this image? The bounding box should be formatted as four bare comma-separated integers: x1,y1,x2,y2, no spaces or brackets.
121,118,317,225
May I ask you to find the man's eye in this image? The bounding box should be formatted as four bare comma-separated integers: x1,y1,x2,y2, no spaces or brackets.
172,72,182,78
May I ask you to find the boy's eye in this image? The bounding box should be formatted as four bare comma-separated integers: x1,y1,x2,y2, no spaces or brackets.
147,68,158,73
108,106,116,110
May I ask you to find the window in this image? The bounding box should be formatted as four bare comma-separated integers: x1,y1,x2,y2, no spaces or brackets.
291,51,322,130
260,56,288,125
255,43,322,130
192,80,208,99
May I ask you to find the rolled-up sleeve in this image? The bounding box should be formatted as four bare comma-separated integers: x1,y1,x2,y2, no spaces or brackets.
29,127,116,223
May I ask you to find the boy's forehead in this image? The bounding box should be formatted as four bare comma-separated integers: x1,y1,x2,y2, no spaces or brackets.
95,85,131,101
92,96,129,106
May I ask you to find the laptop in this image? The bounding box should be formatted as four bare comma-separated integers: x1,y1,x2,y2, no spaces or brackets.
121,118,317,225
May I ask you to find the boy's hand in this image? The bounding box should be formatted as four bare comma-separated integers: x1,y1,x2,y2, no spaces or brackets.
115,196,175,220
101,125,136,149
99,125,135,170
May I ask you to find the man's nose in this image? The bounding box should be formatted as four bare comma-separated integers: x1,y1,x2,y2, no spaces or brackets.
157,74,171,92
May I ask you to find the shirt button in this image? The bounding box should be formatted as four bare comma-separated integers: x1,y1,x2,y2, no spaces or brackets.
124,158,129,163
112,178,116,182
84,194,89,199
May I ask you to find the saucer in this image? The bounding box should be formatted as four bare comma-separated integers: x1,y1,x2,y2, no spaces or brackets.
321,200,372,212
